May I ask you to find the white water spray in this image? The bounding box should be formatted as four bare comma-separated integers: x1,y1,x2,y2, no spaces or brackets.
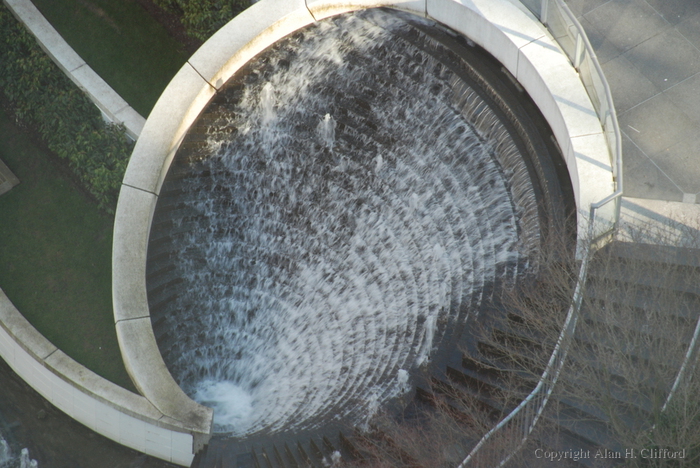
0,441,38,468
316,114,336,149
151,9,540,438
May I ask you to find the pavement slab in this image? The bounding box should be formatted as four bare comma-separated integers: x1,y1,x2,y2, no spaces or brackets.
675,11,700,50
583,0,668,54
663,72,700,124
565,0,700,206
654,136,700,195
621,132,684,202
642,0,700,25
618,93,696,157
622,27,700,91
600,54,658,113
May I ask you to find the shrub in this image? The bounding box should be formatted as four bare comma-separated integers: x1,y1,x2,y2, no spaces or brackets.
0,5,131,213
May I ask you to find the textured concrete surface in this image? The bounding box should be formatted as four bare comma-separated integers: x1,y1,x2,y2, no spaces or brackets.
565,0,700,203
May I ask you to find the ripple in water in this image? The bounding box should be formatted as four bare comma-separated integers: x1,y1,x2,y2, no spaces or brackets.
149,9,541,437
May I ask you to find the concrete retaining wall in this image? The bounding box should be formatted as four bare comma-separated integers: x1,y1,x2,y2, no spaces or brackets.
113,0,616,446
0,289,206,466
2,0,145,140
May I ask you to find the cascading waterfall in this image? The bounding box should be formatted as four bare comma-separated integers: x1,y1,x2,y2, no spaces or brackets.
147,8,548,441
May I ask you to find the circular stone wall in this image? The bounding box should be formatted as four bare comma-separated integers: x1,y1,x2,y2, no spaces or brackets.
145,7,574,450
113,0,616,463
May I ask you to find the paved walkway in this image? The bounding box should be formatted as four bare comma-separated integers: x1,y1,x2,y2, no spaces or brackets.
565,0,700,204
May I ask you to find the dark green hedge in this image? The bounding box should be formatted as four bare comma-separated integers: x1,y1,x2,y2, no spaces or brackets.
0,5,131,213
153,0,249,41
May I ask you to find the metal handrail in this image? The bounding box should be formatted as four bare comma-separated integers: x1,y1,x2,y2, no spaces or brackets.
661,314,700,412
545,0,624,216
457,0,624,465
457,203,597,468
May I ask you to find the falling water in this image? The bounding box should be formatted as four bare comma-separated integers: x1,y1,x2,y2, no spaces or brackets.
148,9,542,438
18,450,37,468
259,82,276,126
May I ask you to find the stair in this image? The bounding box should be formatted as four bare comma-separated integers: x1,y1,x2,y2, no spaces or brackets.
451,241,700,467
390,241,700,468
190,433,353,468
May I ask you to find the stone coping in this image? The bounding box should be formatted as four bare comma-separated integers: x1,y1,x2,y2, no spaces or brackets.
113,0,615,439
3,0,145,139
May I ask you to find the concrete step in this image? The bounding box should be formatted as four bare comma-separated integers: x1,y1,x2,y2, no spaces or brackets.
583,283,699,322
587,256,700,297
602,242,700,269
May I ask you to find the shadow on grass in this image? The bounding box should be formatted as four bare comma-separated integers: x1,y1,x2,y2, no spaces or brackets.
30,0,189,117
0,106,135,392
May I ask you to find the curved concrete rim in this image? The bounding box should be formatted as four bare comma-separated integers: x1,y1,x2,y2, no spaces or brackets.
0,289,202,466
113,0,615,440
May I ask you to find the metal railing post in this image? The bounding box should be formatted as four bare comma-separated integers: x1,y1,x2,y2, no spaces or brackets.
573,33,584,69
540,0,549,23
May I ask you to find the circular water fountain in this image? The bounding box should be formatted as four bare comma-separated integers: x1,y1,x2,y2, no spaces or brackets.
143,6,575,460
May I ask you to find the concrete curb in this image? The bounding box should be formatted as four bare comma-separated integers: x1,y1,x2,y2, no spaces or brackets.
2,0,145,140
113,0,616,442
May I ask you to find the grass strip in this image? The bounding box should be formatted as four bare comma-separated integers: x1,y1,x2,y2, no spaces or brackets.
0,107,135,391
30,0,189,117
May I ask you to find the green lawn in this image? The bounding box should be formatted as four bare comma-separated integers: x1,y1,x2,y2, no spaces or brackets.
31,0,189,117
0,108,135,391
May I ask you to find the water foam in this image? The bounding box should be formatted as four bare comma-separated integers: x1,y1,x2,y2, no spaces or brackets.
194,380,254,427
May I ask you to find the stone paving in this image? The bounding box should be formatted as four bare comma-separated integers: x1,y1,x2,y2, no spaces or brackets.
565,0,700,203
